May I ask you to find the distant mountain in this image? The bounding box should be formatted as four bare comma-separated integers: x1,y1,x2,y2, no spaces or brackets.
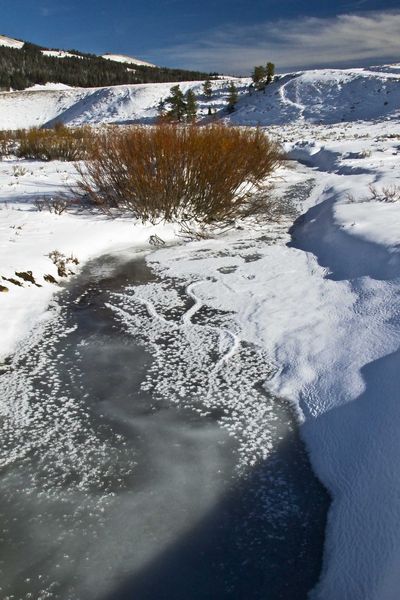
0,34,211,90
0,34,157,67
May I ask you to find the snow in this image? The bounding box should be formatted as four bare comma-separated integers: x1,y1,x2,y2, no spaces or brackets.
1,61,400,599
140,120,400,599
0,64,398,130
41,49,82,59
0,80,240,129
24,82,74,92
228,66,400,126
0,34,24,49
335,200,400,248
102,53,156,67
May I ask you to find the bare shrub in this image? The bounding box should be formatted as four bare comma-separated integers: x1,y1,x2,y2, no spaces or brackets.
345,192,357,204
16,125,94,161
346,184,400,204
77,124,283,227
48,250,79,277
12,165,28,177
368,184,400,203
0,130,18,157
50,198,68,215
34,195,70,215
0,125,96,161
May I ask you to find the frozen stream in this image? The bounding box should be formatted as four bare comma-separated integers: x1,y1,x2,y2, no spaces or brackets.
0,246,329,600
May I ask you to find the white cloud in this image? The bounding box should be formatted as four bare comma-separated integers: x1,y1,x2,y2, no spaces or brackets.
152,10,400,74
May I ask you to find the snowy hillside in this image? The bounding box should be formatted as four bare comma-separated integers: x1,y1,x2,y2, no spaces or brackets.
41,49,82,59
230,67,400,125
102,53,156,68
0,34,155,66
0,34,24,49
0,34,205,90
0,80,236,129
0,64,399,130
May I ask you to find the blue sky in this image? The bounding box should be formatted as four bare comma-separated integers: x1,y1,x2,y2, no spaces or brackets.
1,0,399,73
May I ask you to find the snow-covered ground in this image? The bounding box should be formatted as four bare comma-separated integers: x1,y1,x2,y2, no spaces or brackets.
1,63,400,599
102,53,156,67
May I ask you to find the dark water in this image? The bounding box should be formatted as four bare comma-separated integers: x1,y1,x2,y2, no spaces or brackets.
0,248,329,600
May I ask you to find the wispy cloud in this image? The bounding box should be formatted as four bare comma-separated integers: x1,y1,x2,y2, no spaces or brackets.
39,4,73,18
151,10,400,74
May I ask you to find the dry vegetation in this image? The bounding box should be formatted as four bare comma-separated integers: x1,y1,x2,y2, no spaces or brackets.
0,123,94,161
77,124,283,227
0,122,284,227
346,183,400,204
368,184,400,203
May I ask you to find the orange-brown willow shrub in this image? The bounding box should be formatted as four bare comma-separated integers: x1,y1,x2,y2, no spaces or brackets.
17,124,94,161
77,124,283,226
0,124,95,161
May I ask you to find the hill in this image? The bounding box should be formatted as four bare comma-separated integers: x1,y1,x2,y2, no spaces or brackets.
229,65,400,125
0,34,211,90
0,64,399,130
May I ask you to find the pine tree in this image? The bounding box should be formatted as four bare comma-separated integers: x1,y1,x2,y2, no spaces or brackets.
202,77,212,98
252,65,267,91
266,62,275,85
165,84,187,121
185,89,197,122
157,98,166,118
226,81,238,113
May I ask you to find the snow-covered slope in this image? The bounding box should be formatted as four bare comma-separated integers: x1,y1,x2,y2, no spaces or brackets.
0,80,235,129
102,53,156,68
0,34,24,49
0,64,399,130
41,49,82,59
229,66,400,125
0,88,92,129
